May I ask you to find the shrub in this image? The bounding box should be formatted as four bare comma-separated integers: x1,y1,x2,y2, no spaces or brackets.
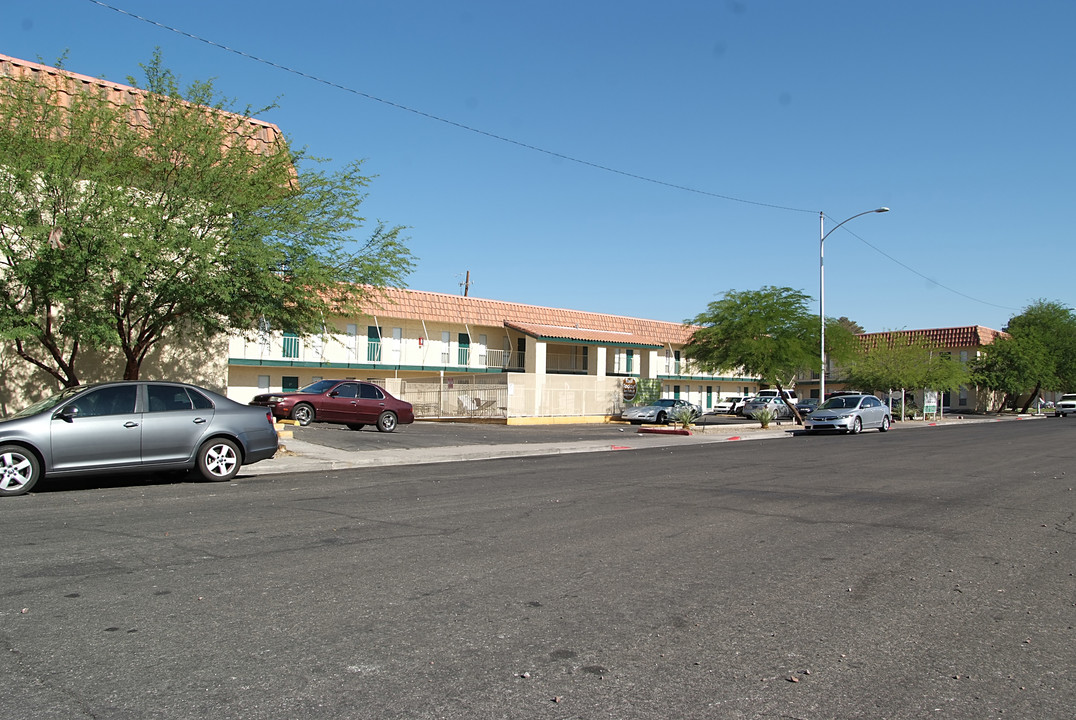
670,406,697,429
754,408,777,428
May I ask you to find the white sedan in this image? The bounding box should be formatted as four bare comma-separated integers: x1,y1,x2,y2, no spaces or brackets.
713,396,747,414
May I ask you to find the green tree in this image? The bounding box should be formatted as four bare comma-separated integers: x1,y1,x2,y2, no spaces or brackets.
968,334,1050,412
1003,300,1076,411
683,286,855,423
835,316,864,334
0,51,414,386
845,335,969,402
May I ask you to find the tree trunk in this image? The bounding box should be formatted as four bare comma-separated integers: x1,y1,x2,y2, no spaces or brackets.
1019,381,1041,414
774,381,803,425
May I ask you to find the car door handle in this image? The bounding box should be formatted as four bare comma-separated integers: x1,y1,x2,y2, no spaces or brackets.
124,422,139,428
193,417,207,424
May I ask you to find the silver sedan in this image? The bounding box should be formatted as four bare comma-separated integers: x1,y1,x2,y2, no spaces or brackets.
0,381,278,497
621,398,702,425
803,394,891,434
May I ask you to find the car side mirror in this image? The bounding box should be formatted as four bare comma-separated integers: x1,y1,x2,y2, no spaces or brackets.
56,405,80,422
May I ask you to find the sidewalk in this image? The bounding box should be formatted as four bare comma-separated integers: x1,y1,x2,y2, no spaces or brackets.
242,413,1037,477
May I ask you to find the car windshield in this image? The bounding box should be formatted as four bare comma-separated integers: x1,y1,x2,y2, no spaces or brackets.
653,399,677,407
9,385,89,419
298,380,340,394
819,396,861,410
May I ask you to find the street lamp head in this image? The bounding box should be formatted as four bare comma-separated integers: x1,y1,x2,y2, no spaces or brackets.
875,207,890,213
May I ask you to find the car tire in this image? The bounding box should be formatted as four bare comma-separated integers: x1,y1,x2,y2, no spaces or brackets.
850,417,862,435
657,411,667,425
376,411,398,433
0,445,41,497
346,423,365,431
880,416,891,432
291,403,314,426
197,438,241,482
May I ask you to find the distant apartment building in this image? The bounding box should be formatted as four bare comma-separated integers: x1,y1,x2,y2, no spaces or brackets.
227,287,762,421
799,325,1007,411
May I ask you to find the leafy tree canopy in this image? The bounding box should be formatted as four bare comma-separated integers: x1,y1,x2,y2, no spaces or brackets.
845,335,970,394
683,286,858,421
968,299,1076,411
835,316,864,334
0,50,415,386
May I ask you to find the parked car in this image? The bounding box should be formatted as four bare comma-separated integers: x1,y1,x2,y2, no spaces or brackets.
713,396,747,414
1055,393,1076,417
756,389,798,403
0,381,279,497
795,398,819,415
803,394,891,434
250,379,414,432
742,395,795,420
621,398,701,425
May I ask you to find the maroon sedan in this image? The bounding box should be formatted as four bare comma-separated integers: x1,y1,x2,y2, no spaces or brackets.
250,380,414,432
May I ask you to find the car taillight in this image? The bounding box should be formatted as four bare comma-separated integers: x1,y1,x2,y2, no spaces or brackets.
265,410,275,426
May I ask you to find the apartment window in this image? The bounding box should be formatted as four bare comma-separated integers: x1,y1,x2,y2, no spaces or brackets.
392,327,402,363
478,334,488,367
582,346,589,371
626,348,634,374
958,385,968,406
346,324,358,359
458,333,471,366
282,376,299,391
282,332,299,359
367,326,382,362
442,331,451,364
257,375,270,391
674,350,681,375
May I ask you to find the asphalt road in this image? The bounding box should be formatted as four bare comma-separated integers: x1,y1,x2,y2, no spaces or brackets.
2,420,1073,719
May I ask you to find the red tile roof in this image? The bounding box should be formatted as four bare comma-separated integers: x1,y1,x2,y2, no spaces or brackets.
362,287,694,346
858,326,1007,350
0,53,286,157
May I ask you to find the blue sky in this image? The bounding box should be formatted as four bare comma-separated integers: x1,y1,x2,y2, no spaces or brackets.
5,1,1074,333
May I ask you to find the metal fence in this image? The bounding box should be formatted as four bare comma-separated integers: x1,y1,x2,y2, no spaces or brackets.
399,376,509,419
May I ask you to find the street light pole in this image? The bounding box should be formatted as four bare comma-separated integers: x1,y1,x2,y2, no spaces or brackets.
819,207,889,401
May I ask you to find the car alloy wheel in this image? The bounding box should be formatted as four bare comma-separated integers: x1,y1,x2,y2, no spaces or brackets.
291,403,314,426
376,411,398,433
198,438,241,481
880,416,891,432
850,417,862,435
0,445,40,496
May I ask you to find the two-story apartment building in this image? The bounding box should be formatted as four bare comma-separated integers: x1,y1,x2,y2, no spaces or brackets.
799,325,1007,412
227,287,761,422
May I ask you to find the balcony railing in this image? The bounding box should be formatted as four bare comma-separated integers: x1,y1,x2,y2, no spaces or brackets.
484,349,525,370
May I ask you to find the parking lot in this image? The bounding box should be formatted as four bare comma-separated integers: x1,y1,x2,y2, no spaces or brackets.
290,412,759,452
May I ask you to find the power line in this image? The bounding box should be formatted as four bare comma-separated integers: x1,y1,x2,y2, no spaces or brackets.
86,0,812,215
85,0,1016,315
827,216,1019,312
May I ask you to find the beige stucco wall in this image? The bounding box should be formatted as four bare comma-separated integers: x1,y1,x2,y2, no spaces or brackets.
0,332,228,416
